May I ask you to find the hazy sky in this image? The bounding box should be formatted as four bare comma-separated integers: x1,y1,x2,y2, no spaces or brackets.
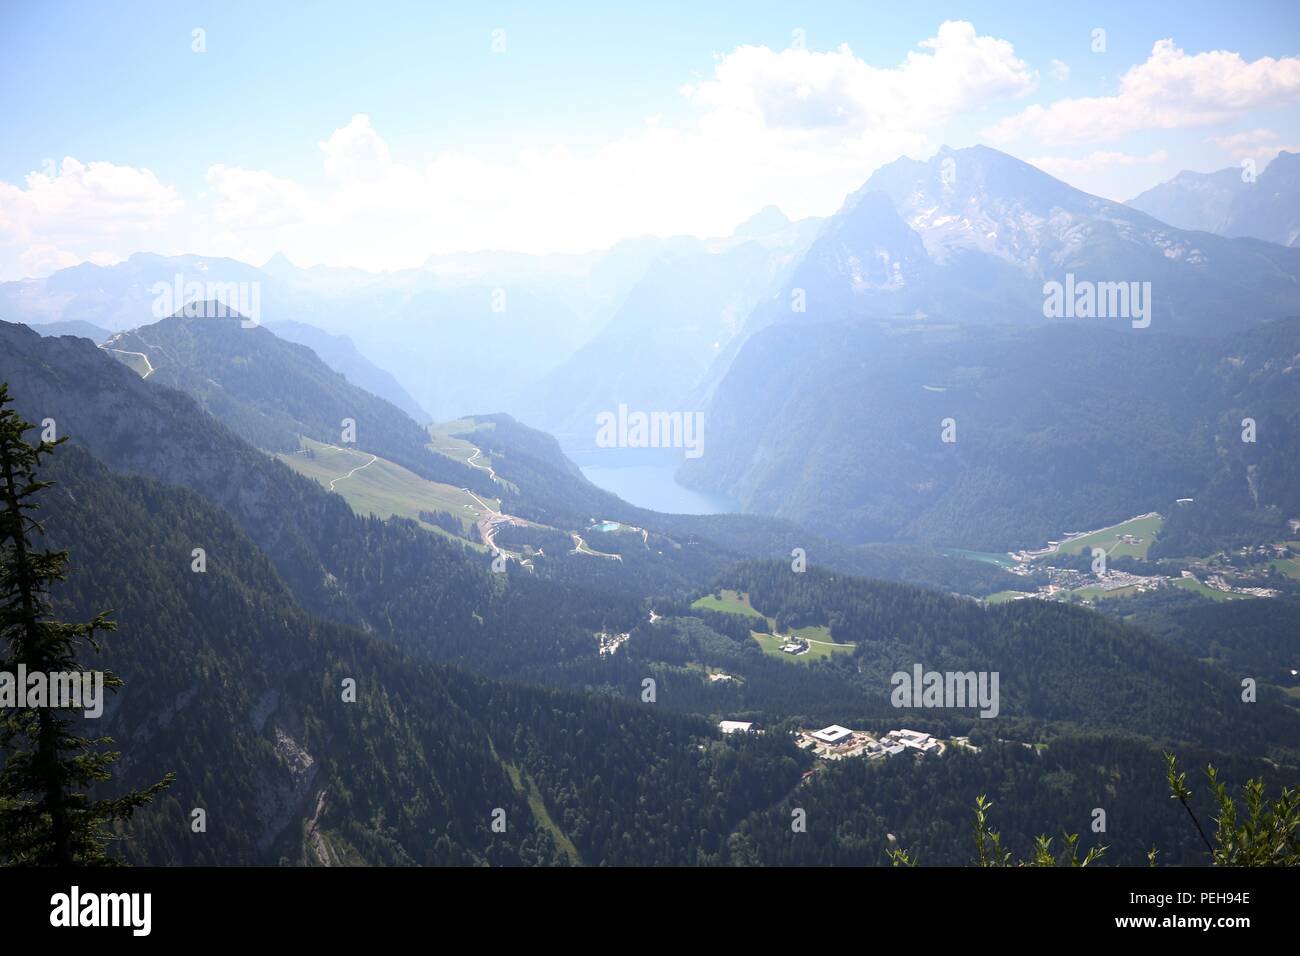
2,0,1299,279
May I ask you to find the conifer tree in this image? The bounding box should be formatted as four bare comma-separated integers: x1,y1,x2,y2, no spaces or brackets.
0,383,172,865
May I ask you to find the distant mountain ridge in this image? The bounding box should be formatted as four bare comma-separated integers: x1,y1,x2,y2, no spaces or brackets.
1127,151,1300,246
522,210,819,444
682,316,1300,550
739,145,1300,339
30,319,113,342
99,310,492,493
264,319,429,423
673,146,1300,547
1125,166,1247,233
1220,150,1300,246
0,241,687,421
3,312,1297,866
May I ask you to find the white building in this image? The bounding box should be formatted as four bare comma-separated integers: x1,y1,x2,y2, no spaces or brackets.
718,720,754,735
811,725,854,746
881,728,941,756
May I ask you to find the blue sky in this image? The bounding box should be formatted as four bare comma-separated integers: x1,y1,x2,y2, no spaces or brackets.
2,0,1299,278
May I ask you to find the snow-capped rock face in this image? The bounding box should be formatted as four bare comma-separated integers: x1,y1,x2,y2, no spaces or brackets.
864,146,1215,277
812,191,929,291
761,144,1300,336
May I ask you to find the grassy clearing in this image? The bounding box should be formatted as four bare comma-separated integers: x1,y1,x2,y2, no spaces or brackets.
1268,556,1300,579
984,589,1035,604
940,548,1018,568
691,590,851,663
277,436,498,538
691,589,765,619
1172,576,1250,602
427,420,522,494
789,623,834,642
750,630,854,662
487,728,580,865
1072,584,1143,603
427,419,499,467
426,422,484,463
1053,513,1164,560
504,762,581,865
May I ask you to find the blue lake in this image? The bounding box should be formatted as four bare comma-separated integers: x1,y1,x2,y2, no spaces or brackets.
578,462,739,516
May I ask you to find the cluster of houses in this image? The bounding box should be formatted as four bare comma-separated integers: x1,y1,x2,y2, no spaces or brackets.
791,724,945,761
1203,573,1279,598
717,719,947,761
875,728,942,757
718,720,755,734
779,637,810,656
596,631,629,657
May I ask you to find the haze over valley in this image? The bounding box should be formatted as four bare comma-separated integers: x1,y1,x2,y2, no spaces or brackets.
1,3,1297,905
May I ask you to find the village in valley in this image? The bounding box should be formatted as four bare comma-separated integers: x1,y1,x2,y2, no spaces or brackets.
592,511,1295,784
719,720,968,764
795,725,951,761
980,511,1296,606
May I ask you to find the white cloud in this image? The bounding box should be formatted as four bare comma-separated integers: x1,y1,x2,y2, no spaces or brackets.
0,158,183,277
18,246,123,278
205,164,316,229
684,21,1035,131
1049,59,1070,82
0,23,1042,277
0,158,182,239
986,39,1300,144
1208,128,1299,163
1211,128,1277,151
18,244,80,278
191,117,930,272
319,114,394,181
1027,149,1170,177
190,23,1035,271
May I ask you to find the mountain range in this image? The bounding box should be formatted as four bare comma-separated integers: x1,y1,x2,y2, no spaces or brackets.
732,146,1300,340
680,315,1300,550
519,208,819,448
3,310,1296,866
3,142,1300,865
1127,150,1300,246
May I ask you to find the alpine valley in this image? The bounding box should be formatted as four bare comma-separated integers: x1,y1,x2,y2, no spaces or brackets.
2,143,1298,869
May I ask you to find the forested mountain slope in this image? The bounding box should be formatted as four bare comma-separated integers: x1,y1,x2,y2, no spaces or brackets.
37,442,809,865
681,318,1300,551
0,319,494,644
102,312,490,492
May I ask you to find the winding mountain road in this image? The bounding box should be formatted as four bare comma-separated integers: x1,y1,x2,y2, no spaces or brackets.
324,447,378,491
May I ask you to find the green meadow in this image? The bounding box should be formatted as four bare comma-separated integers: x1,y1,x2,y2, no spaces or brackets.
691,590,853,663
1172,576,1250,602
277,436,498,540
691,589,766,619
1052,513,1164,560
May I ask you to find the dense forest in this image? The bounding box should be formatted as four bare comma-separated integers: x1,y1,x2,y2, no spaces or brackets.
106,314,497,494
2,319,1295,868
681,317,1300,552
694,562,1300,756
722,734,1293,866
